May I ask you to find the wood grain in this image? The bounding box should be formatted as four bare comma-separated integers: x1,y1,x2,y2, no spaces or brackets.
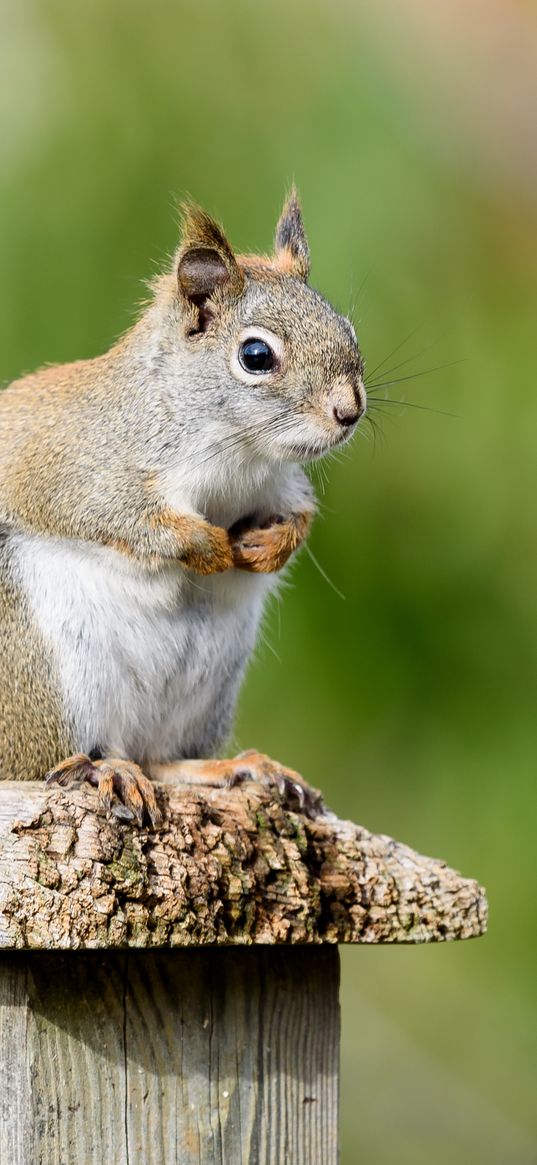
0,780,487,950
0,948,339,1165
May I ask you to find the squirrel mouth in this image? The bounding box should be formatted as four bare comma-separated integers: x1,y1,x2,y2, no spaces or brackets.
285,430,355,463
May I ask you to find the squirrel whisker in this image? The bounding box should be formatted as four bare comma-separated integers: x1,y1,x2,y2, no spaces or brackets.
365,358,463,393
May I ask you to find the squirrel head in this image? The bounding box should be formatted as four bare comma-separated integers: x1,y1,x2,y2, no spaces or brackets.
165,188,365,463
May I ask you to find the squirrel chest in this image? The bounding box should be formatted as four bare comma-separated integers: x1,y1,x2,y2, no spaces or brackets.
9,530,274,763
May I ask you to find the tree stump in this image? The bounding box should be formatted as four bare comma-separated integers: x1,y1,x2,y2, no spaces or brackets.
0,780,487,1164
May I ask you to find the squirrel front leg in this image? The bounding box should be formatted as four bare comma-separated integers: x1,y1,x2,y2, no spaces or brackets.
111,507,233,574
1,447,234,574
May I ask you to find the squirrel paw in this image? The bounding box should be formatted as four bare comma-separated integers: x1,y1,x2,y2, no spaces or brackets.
231,749,324,816
46,753,162,829
230,513,310,573
167,750,324,817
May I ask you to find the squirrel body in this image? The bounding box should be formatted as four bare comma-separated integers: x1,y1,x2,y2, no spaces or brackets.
0,192,365,821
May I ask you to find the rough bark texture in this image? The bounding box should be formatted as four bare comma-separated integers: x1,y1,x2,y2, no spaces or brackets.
0,780,487,950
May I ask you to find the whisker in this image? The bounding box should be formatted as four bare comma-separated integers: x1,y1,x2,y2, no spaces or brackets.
182,415,299,475
364,326,421,382
310,461,327,496
363,412,384,453
365,358,463,392
365,407,397,430
367,337,448,384
257,627,282,663
367,398,459,418
351,265,374,314
304,543,346,601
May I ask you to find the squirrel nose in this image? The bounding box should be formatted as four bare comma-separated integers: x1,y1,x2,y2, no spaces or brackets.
330,375,366,428
333,403,359,427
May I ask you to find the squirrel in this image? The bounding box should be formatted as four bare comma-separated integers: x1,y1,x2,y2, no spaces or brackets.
0,189,366,826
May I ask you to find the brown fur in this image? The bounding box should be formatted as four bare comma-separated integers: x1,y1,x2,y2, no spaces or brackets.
110,509,236,574
154,510,234,574
0,533,73,779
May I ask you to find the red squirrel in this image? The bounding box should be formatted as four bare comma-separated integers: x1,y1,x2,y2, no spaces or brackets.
0,190,366,825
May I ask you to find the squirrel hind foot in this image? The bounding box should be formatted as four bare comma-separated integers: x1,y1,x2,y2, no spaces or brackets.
231,749,324,817
152,751,324,818
46,754,162,829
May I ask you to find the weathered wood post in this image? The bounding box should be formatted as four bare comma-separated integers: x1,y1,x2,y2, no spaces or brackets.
0,780,487,1164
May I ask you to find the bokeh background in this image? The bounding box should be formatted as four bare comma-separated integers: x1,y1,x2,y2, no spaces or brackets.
1,1,536,1160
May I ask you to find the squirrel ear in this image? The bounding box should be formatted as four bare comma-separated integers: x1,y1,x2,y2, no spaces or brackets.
274,187,310,280
176,204,244,325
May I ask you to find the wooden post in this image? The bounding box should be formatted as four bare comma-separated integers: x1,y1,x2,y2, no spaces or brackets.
0,780,487,1164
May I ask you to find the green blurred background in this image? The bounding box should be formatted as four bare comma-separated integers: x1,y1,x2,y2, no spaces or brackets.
1,1,536,1160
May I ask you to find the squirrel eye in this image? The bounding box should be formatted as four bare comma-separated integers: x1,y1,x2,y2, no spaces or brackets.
238,337,275,374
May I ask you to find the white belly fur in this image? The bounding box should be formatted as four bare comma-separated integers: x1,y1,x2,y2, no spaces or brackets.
9,532,275,761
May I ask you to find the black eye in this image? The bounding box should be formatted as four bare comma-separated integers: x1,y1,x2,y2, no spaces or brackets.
238,337,275,374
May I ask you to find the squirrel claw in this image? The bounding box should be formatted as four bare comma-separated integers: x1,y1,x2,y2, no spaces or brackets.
112,802,136,822
231,750,323,817
46,754,162,829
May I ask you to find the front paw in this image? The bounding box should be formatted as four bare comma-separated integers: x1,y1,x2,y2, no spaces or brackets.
230,513,310,573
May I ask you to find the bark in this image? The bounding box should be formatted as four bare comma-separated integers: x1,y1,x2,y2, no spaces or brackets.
0,780,487,950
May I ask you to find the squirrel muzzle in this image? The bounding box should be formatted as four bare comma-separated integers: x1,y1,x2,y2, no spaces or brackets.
328,374,366,429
